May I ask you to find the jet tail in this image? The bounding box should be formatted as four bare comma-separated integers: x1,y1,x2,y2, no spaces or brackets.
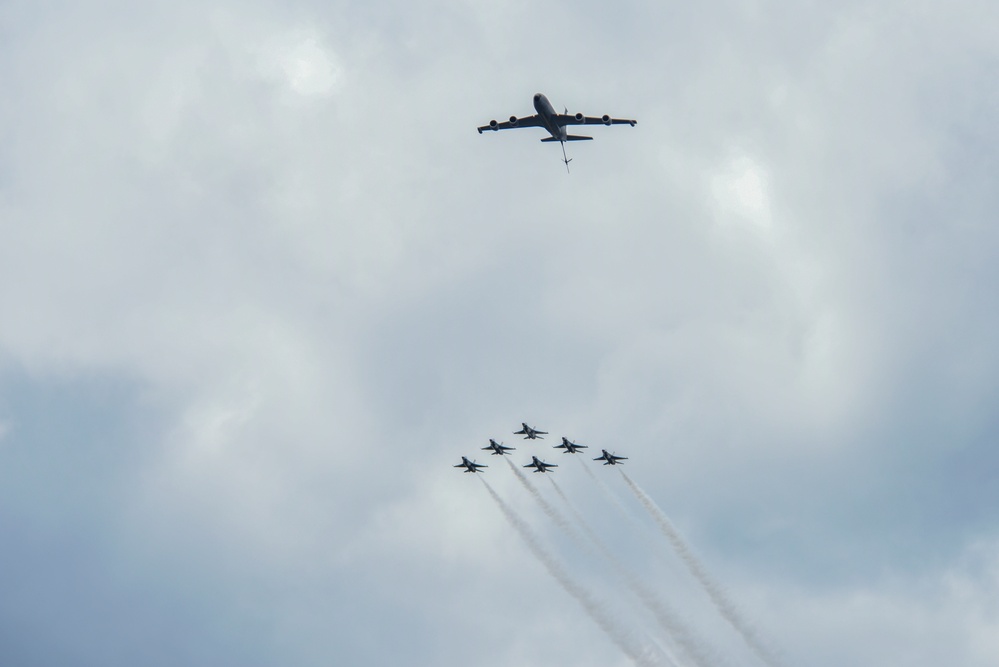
540,136,593,142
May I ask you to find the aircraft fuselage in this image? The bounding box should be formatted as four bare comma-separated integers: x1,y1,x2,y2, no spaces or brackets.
518,422,546,439
486,439,513,455
596,449,625,465
527,455,556,472
458,456,484,472
533,93,566,141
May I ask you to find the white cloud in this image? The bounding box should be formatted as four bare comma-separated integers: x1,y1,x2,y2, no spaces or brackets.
710,155,773,233
257,32,344,98
764,539,999,667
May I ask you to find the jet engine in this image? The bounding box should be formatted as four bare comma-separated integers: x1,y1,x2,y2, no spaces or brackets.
489,119,499,130
509,115,518,126
601,114,612,125
574,112,584,123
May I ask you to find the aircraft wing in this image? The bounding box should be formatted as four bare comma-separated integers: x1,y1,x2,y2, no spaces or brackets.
477,115,544,134
555,114,637,127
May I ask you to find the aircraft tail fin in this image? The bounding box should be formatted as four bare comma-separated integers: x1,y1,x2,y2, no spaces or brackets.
540,136,593,142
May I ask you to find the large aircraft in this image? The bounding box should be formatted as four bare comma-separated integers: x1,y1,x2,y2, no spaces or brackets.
514,423,548,440
482,439,516,456
477,93,637,171
524,456,558,473
455,456,487,473
594,450,628,465
554,437,588,454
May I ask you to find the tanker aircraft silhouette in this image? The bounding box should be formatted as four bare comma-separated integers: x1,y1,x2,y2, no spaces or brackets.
477,93,637,172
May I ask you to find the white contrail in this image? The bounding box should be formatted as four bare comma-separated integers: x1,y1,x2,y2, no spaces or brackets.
480,478,669,667
620,471,782,667
577,458,684,569
549,476,720,667
578,455,638,521
547,476,598,542
505,458,584,542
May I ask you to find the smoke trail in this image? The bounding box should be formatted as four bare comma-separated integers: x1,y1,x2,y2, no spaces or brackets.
577,457,685,572
549,477,720,667
505,458,584,542
479,478,668,667
620,471,782,667
577,455,637,521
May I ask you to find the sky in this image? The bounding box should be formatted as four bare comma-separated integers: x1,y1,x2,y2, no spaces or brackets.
1,0,998,665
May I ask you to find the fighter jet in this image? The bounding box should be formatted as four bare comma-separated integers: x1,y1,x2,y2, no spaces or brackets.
514,423,548,440
554,437,588,454
593,449,628,465
455,457,487,473
477,93,637,172
524,456,558,473
482,439,516,456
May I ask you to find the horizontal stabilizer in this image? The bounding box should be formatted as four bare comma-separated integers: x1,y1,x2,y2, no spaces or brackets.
541,135,593,142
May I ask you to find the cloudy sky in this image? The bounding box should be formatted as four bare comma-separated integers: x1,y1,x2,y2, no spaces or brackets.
2,0,998,664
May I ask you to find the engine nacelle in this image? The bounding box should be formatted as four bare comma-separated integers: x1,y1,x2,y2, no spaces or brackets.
509,115,518,126
489,119,499,130
601,114,612,125
574,112,584,123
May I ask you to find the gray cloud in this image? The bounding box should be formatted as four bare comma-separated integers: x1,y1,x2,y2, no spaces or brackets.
1,0,998,665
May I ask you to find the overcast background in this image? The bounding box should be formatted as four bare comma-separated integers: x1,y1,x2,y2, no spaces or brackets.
1,0,998,665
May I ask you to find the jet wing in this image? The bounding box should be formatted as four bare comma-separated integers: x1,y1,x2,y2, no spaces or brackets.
477,115,544,134
555,114,637,127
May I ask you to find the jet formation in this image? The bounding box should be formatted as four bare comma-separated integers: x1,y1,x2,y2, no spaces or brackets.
482,439,516,455
477,93,637,172
454,456,487,473
455,424,627,474
514,423,548,440
594,449,628,465
524,456,558,473
555,437,587,454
